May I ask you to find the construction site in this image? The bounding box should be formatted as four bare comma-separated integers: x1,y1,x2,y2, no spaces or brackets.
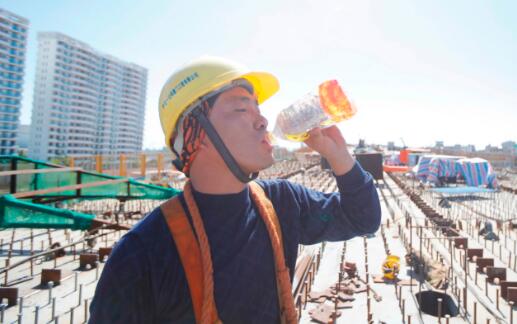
0,149,513,324
0,0,514,322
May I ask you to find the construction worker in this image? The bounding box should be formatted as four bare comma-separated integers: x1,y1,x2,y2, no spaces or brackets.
89,57,381,323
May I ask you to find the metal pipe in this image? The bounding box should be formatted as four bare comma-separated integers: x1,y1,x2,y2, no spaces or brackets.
510,301,514,324
51,297,56,319
48,281,54,303
437,297,442,323
0,303,5,323
496,289,499,311
34,305,39,324
84,299,89,323
78,284,83,306
474,301,477,324
70,307,74,324
18,296,23,315
401,298,405,323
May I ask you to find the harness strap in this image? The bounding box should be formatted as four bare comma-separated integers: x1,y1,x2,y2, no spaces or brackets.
160,181,297,323
249,182,298,324
160,196,220,324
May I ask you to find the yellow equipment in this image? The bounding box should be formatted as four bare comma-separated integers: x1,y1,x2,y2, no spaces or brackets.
158,56,279,151
382,255,400,280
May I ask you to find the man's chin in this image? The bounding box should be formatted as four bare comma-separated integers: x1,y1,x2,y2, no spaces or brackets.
261,159,275,171
246,159,275,175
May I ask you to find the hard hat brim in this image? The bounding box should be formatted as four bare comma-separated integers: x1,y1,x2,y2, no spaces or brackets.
241,71,280,105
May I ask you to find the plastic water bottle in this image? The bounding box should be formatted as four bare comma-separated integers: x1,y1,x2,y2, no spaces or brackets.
272,80,356,142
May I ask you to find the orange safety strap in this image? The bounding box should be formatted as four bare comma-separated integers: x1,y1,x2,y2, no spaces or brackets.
160,181,297,324
160,196,220,324
249,182,298,324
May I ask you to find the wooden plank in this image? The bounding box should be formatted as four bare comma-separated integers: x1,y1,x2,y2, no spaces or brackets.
41,268,62,285
12,178,128,198
98,247,113,262
508,287,517,303
475,258,494,272
80,253,99,269
0,167,81,177
467,248,483,261
0,287,18,306
454,237,468,249
501,281,517,300
486,266,506,283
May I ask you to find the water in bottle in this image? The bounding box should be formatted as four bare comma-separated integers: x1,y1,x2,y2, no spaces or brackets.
272,80,356,142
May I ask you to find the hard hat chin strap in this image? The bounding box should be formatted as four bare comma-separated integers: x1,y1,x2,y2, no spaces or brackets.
191,106,259,183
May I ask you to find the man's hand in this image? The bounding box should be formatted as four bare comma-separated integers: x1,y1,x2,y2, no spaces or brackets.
304,126,355,176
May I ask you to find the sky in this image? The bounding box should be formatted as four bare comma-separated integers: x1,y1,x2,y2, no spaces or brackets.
1,0,516,150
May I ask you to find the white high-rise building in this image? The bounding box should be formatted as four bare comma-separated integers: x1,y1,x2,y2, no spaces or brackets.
0,9,29,155
29,32,147,160
17,124,29,148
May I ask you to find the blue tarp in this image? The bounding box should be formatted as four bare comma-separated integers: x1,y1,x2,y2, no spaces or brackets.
414,155,462,182
413,155,497,189
430,187,496,194
456,158,498,188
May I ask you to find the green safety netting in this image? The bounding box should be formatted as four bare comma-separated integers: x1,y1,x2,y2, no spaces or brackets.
0,155,180,199
0,156,181,229
0,194,94,230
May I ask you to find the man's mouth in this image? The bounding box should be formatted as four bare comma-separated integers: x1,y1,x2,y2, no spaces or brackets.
261,133,273,150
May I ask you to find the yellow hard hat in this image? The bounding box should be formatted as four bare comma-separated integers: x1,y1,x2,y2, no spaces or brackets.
159,56,280,150
382,255,401,280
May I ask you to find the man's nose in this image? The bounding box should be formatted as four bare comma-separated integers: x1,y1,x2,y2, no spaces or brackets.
254,114,268,131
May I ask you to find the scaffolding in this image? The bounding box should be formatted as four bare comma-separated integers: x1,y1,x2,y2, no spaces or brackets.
0,156,180,230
